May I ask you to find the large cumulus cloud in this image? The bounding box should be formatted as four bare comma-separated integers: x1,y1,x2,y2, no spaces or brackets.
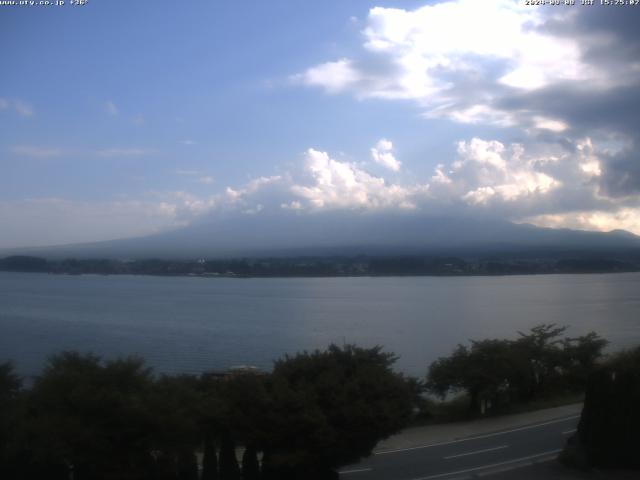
289,0,640,231
4,133,640,249
5,1,640,248
188,135,639,235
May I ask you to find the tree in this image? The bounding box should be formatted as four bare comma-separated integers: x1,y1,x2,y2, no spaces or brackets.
199,371,270,480
25,352,156,480
427,340,516,413
201,435,219,480
219,433,241,480
176,450,199,480
561,332,608,388
513,324,567,399
241,445,260,480
427,344,469,398
147,373,203,470
563,346,640,469
260,344,414,479
426,325,608,414
0,362,22,479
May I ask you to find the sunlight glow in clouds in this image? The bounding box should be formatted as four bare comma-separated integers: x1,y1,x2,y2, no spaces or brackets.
525,208,640,236
3,0,640,248
297,1,590,106
291,148,418,210
1,134,638,248
454,139,560,204
293,0,626,132
284,0,640,234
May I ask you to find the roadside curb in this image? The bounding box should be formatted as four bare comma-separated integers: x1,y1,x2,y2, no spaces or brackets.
373,404,583,454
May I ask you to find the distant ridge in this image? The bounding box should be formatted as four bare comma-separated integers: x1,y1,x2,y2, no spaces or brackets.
3,212,640,260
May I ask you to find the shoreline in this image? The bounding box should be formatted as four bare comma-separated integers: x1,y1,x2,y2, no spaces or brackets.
1,269,639,279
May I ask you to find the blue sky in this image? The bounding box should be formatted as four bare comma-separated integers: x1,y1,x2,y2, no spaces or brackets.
2,0,640,248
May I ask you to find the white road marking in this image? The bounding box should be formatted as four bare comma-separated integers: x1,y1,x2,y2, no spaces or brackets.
375,415,579,455
339,467,373,475
444,444,508,460
562,428,577,435
412,449,562,480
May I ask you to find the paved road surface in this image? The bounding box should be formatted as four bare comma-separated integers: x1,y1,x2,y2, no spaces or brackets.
339,410,580,480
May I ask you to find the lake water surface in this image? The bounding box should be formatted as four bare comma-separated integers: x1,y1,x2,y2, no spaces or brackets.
1,272,639,378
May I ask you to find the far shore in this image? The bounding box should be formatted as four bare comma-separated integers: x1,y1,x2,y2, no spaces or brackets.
2,254,639,278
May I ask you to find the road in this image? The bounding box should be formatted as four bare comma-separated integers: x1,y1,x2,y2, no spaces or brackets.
339,413,580,480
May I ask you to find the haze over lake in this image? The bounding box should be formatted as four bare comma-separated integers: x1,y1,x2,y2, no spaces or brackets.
2,271,639,378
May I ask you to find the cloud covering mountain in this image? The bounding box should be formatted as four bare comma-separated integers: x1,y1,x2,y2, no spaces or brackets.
2,1,640,248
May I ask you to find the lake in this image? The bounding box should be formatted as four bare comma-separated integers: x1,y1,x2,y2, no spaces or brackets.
1,272,639,378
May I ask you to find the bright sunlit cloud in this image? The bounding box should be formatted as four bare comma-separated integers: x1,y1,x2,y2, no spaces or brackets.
2,0,640,247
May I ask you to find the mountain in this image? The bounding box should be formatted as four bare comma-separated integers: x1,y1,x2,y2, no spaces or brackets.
4,211,640,260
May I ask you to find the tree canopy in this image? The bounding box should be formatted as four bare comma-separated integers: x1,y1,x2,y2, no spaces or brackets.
0,345,416,480
563,346,640,469
427,324,608,414
261,345,414,477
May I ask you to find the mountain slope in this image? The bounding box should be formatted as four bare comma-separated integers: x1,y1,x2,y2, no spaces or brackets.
4,212,640,260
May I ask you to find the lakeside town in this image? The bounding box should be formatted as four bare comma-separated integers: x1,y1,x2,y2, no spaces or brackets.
2,255,639,278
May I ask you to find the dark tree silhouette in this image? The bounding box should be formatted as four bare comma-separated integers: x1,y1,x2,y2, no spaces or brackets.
25,352,156,479
427,325,608,414
260,344,414,479
201,436,219,480
219,434,241,480
0,362,22,479
241,445,260,480
428,339,515,413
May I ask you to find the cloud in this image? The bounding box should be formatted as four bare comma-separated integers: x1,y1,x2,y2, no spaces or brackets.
10,145,155,159
96,147,155,157
13,100,33,117
524,208,640,236
290,148,422,210
198,176,215,185
0,98,34,117
5,135,640,248
11,145,66,158
283,1,640,232
371,139,401,171
7,134,637,238
105,100,118,116
295,1,598,108
198,137,639,233
291,58,361,94
174,169,215,185
281,200,303,211
532,117,568,133
452,138,560,205
293,1,640,139
159,190,218,220
0,197,189,249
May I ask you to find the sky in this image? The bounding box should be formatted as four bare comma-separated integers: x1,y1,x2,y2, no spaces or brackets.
1,0,640,248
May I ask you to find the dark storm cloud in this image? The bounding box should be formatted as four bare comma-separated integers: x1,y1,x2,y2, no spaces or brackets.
489,4,640,198
496,83,640,197
498,84,640,137
599,148,640,198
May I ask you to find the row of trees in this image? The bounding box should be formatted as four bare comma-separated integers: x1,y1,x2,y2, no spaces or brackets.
0,345,416,480
3,255,636,277
426,324,608,414
0,325,611,479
